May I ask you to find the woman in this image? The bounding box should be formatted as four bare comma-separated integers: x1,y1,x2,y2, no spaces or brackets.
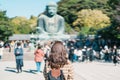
47,53,65,80
34,45,44,74
45,41,74,80
14,42,24,73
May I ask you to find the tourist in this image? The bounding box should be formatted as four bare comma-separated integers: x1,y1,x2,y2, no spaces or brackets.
45,41,74,80
0,45,3,60
47,52,65,80
14,42,24,73
44,43,51,59
34,45,44,74
112,45,119,66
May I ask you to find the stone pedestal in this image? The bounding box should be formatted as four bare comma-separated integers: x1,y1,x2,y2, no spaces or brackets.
37,33,70,40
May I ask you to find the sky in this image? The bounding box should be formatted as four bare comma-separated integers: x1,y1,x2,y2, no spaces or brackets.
0,0,60,18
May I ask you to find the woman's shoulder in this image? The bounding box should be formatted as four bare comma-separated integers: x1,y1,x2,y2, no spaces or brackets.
65,60,72,66
62,60,72,69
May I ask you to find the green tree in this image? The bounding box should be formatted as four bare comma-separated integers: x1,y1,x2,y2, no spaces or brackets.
29,15,37,28
11,16,37,34
29,15,37,33
97,0,120,39
73,9,110,35
57,0,112,33
0,10,13,41
108,0,120,23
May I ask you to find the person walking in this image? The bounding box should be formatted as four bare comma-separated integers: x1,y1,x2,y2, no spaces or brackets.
14,42,24,73
34,45,44,74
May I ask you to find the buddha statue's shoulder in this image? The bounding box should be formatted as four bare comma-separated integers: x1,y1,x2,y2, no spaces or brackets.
38,14,47,19
56,14,64,20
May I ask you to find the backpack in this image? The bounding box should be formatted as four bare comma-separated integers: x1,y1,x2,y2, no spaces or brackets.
47,70,65,80
15,48,23,56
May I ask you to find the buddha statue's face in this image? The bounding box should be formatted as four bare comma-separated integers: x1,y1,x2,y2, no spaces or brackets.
47,6,57,16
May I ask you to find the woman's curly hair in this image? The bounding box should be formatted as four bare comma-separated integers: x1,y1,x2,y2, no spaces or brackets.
48,41,68,69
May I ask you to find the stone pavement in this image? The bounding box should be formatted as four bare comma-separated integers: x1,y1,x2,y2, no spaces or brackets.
73,62,120,80
0,61,45,80
0,48,120,80
0,61,120,80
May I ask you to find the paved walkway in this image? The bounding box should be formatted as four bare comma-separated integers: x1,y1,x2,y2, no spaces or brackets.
0,61,45,80
0,61,120,80
0,48,120,80
73,62,120,80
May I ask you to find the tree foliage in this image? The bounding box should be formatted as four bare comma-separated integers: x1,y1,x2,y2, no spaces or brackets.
10,16,37,34
97,0,120,39
57,0,112,33
0,11,13,41
73,9,110,34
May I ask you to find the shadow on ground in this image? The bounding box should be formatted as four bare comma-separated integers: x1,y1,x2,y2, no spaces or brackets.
5,67,16,73
23,69,37,74
4,67,38,74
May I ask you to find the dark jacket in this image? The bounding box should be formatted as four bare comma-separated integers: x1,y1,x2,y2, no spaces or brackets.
14,47,23,59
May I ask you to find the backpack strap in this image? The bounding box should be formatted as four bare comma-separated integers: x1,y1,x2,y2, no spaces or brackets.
47,71,52,80
47,70,65,80
60,70,65,80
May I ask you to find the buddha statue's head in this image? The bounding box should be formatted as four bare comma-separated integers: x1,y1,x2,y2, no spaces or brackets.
46,2,58,17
